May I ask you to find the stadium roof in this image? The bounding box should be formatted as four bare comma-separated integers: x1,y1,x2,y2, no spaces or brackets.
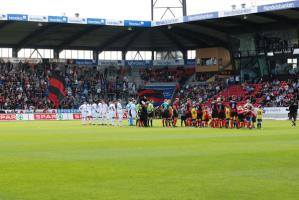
0,1,299,52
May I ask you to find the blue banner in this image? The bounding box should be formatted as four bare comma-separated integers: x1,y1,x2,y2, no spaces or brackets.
185,59,197,66
257,1,299,12
124,20,151,27
184,12,218,22
7,14,28,21
125,60,152,67
145,85,176,100
48,16,68,23
75,59,97,65
87,18,106,25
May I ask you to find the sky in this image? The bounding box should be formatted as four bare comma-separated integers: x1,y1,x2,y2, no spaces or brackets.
0,0,290,21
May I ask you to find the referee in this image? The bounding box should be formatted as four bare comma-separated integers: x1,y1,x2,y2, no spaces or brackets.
288,101,298,127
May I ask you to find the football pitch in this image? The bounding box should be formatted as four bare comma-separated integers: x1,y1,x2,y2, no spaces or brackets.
0,120,299,200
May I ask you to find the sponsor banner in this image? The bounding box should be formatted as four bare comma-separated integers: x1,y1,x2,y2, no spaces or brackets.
153,59,184,66
7,14,28,21
1,58,42,64
57,109,79,113
152,17,184,26
0,114,16,121
67,59,97,65
34,114,57,120
124,20,151,27
263,107,299,120
16,114,30,121
105,19,124,26
98,60,124,66
28,15,48,22
258,1,299,12
185,59,197,66
48,16,68,23
125,60,152,67
48,58,67,63
219,7,258,17
68,17,87,24
184,12,218,22
73,113,82,120
0,14,7,20
87,18,106,25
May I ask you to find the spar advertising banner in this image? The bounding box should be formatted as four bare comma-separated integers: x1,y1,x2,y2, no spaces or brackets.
0,114,16,121
34,114,57,120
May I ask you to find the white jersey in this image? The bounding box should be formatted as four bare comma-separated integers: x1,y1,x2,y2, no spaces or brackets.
97,103,103,116
109,103,116,112
102,103,108,114
79,104,88,117
130,103,137,118
116,102,122,112
108,103,116,118
87,104,92,116
92,103,98,117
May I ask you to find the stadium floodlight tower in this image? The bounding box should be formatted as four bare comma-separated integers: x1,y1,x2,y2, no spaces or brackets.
151,0,187,60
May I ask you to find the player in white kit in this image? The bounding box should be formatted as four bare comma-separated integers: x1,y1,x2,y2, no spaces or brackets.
86,103,92,124
79,102,88,125
97,100,103,125
108,101,116,126
91,101,98,125
102,100,109,125
116,99,123,126
126,99,134,126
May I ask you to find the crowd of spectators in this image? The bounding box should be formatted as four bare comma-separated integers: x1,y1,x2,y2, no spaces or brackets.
177,81,226,104
258,79,299,107
140,67,193,83
0,60,138,110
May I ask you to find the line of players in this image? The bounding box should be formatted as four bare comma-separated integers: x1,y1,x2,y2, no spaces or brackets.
79,100,124,126
169,96,263,129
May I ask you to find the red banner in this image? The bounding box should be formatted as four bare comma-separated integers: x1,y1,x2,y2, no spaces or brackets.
73,113,82,120
0,114,16,121
34,114,57,120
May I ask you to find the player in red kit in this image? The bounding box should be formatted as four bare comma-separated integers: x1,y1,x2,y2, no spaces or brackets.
229,96,238,128
196,99,203,127
217,97,225,128
172,98,180,127
186,98,192,126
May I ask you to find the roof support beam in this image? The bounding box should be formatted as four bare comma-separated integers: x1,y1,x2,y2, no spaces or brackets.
193,22,230,33
0,21,14,31
171,27,209,47
56,25,105,51
158,28,187,51
15,23,60,50
122,29,145,51
174,26,229,48
96,29,135,53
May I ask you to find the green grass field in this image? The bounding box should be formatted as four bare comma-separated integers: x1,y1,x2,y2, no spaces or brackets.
0,120,299,200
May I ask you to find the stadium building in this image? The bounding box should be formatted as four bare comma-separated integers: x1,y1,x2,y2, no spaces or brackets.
0,0,299,120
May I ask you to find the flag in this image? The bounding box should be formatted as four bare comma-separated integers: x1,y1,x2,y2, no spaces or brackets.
138,89,164,104
48,72,66,108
